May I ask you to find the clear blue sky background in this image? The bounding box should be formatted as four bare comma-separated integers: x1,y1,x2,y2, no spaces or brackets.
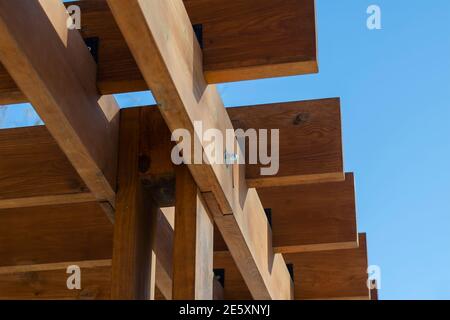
1,0,450,300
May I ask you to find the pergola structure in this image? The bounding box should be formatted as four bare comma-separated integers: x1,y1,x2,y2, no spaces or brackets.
0,0,375,300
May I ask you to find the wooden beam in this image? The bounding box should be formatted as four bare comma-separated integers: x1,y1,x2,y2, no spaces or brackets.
0,97,344,208
370,280,379,300
0,0,318,104
0,202,113,268
184,0,318,83
173,166,214,300
214,234,370,300
107,0,293,300
0,200,174,300
0,265,111,300
0,0,119,205
154,207,175,300
227,98,344,188
0,202,367,300
215,173,358,253
285,233,370,300
0,126,91,208
110,108,158,300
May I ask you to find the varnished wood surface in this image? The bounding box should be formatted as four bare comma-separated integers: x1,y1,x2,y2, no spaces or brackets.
258,173,358,253
0,266,111,300
110,108,157,300
0,126,88,203
0,0,119,204
107,0,292,300
227,98,344,187
0,202,113,267
184,0,317,82
173,166,214,300
0,0,317,104
214,173,357,253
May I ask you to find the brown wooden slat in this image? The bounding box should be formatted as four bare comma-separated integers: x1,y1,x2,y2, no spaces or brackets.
0,200,369,301
370,280,379,300
172,166,214,300
184,0,317,83
0,0,317,104
227,98,344,188
0,202,113,267
110,107,158,300
0,63,22,105
0,0,119,205
0,126,88,203
107,0,293,300
0,266,111,300
214,234,370,300
286,233,370,300
215,173,358,253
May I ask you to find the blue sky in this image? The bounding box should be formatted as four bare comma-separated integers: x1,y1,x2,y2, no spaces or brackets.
2,0,450,300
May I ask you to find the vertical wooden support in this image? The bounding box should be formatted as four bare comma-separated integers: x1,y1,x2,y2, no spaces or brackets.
173,165,214,300
111,108,157,300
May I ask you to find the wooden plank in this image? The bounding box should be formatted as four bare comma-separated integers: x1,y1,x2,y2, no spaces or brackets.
227,98,344,188
0,193,97,210
0,0,318,104
0,205,366,300
207,189,294,300
110,107,157,300
213,251,255,300
0,126,90,206
0,202,113,267
0,202,173,300
0,97,343,207
0,0,119,205
107,0,293,300
184,0,318,83
139,101,343,192
285,233,370,300
214,173,358,253
173,166,214,300
0,266,111,300
214,234,370,300
154,207,175,300
370,280,379,300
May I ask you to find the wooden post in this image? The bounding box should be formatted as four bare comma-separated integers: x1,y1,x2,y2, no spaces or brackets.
172,165,214,300
110,108,157,300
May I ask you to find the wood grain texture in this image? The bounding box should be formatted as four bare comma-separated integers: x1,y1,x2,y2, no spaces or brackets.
0,266,111,300
110,107,157,300
0,202,113,267
0,0,119,204
0,126,88,203
184,0,317,83
214,234,370,300
0,63,22,105
257,173,358,253
0,202,174,300
0,0,318,104
214,173,358,254
173,166,214,300
285,233,370,300
227,98,344,188
107,0,292,300
370,280,379,300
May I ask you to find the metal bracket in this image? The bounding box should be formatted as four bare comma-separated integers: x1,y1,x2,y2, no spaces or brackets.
193,24,204,49
286,263,294,281
213,268,225,287
264,208,273,228
84,37,99,63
